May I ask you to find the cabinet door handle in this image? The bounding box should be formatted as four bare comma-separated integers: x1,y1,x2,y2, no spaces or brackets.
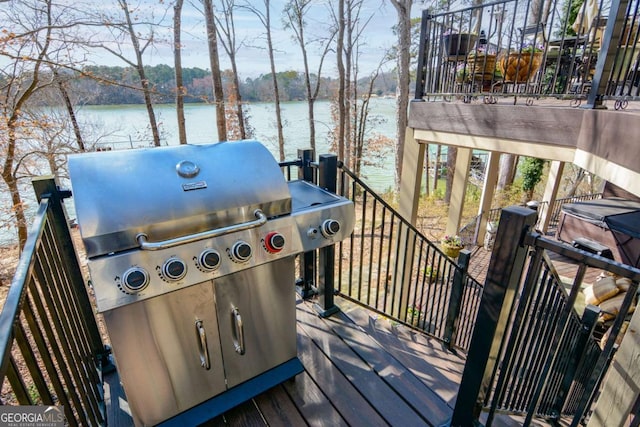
231,306,245,355
195,320,211,370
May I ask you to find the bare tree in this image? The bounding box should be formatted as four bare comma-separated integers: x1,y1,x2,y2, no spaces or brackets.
92,0,165,146
243,0,286,159
174,0,187,144
216,0,249,139
389,0,413,188
203,0,227,141
284,0,335,153
335,0,346,162
0,0,58,248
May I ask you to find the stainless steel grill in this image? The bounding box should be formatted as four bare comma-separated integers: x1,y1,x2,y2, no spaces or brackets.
69,141,354,426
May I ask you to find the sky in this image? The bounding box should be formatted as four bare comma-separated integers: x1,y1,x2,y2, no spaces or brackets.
132,0,421,79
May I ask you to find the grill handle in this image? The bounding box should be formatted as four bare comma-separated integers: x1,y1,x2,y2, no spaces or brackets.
136,209,267,251
195,320,211,370
231,306,245,355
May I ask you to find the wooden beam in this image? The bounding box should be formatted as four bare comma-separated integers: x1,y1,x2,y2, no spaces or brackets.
413,129,576,162
574,149,640,196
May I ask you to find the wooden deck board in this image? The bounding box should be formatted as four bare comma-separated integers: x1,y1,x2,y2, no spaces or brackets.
102,293,555,426
296,301,427,426
339,299,465,407
252,385,306,427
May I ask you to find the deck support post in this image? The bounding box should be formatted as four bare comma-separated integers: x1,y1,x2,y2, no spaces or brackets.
539,161,564,234
396,128,425,321
451,206,536,426
445,147,472,237
476,151,501,247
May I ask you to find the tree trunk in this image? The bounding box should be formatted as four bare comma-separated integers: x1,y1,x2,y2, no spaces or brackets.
497,153,518,191
121,0,161,146
390,0,413,189
54,70,85,151
246,0,285,159
566,167,586,197
445,146,457,203
174,0,187,145
434,144,441,191
424,147,429,196
203,0,227,141
229,57,247,139
336,0,346,164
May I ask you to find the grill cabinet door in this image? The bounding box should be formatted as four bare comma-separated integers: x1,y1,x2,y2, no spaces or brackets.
103,281,226,426
214,258,297,388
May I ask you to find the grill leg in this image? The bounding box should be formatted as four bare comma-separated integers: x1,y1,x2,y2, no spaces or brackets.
315,245,339,318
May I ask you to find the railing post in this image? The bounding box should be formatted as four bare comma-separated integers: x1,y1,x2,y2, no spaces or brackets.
414,9,431,100
451,206,537,426
444,250,470,350
31,177,107,361
551,305,601,418
584,0,630,109
296,149,317,299
298,148,315,184
315,154,340,317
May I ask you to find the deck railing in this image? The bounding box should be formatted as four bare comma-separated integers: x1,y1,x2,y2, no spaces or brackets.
0,178,107,425
415,0,640,108
285,151,484,352
459,192,602,246
453,206,640,424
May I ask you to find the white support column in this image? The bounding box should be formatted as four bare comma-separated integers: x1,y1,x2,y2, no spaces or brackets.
539,161,565,234
395,127,425,320
476,151,501,246
445,147,472,237
399,128,425,224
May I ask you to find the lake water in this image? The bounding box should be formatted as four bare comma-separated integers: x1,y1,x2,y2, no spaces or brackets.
80,98,401,191
1,98,403,245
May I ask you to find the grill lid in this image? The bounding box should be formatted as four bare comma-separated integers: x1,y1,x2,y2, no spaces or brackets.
69,141,291,258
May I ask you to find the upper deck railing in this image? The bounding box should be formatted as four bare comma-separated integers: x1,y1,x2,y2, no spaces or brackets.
415,0,640,109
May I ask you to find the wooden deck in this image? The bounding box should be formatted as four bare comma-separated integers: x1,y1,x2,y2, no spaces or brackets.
101,235,605,427
104,295,463,426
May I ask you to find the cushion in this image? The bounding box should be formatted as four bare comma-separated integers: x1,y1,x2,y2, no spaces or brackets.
599,292,636,321
585,276,620,306
616,277,633,292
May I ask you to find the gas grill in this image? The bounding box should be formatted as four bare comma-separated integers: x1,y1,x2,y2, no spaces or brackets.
68,141,354,426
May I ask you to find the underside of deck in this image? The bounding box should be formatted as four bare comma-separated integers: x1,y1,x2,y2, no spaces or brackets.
103,294,564,426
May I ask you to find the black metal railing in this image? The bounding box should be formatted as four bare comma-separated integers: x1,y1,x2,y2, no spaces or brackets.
415,0,640,108
281,151,484,351
459,192,601,247
547,192,603,228
0,178,108,425
453,206,640,425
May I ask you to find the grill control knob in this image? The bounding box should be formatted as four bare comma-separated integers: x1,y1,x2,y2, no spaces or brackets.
264,232,286,254
162,257,187,281
121,267,150,293
321,219,341,238
198,249,221,271
230,241,252,263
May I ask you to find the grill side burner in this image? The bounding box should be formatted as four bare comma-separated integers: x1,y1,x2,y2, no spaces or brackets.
69,141,354,426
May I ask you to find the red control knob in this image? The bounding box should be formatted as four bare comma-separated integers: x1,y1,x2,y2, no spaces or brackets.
264,231,286,254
